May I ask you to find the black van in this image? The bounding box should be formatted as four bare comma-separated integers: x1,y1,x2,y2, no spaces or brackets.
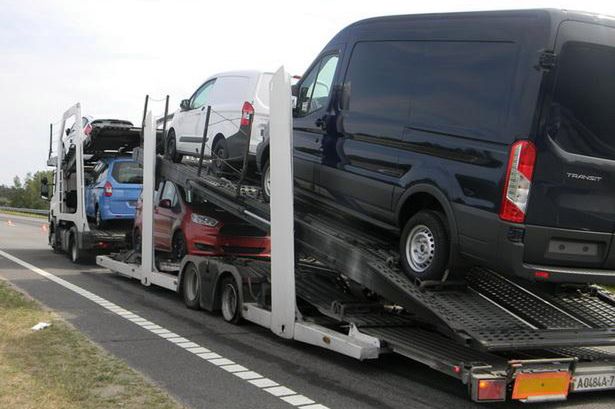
270,9,615,284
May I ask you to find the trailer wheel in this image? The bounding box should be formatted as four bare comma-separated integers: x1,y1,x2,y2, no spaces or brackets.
181,263,201,310
400,210,449,282
165,130,183,163
220,276,242,324
261,160,271,203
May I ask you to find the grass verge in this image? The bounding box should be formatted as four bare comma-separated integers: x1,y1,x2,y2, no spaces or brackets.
0,280,184,409
0,210,47,219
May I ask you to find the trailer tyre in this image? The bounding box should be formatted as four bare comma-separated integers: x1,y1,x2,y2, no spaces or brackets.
181,263,201,310
261,160,271,203
400,210,449,282
220,276,242,324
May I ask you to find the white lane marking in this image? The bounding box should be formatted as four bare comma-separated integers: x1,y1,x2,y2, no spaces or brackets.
0,249,330,409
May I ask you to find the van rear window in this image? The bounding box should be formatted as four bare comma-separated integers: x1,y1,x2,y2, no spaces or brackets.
547,42,615,160
343,41,517,142
112,161,142,184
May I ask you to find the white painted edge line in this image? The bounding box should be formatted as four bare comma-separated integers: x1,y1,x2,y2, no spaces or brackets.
0,249,330,409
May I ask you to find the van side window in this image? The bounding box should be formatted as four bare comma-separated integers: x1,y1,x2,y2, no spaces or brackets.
191,80,216,110
547,42,615,160
343,41,516,142
296,54,339,117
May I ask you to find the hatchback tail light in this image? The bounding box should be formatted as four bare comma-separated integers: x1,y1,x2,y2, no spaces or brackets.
240,101,254,127
104,182,113,197
499,140,536,223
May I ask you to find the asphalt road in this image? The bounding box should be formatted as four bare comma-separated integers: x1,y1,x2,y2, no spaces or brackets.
0,213,613,409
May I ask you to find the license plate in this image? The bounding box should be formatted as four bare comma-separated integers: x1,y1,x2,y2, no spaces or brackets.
512,372,570,400
572,374,615,392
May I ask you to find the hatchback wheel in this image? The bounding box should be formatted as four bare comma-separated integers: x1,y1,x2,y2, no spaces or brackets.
400,210,449,282
172,232,187,261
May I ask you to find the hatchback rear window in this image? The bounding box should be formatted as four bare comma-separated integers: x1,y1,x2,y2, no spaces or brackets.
111,161,142,184
547,42,615,160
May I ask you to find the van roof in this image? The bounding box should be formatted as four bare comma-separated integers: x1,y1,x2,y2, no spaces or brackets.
207,70,274,79
328,9,615,46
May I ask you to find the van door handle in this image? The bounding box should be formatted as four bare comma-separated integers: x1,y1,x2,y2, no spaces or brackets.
315,117,326,130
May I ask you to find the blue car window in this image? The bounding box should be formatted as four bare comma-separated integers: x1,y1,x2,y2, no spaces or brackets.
111,161,142,184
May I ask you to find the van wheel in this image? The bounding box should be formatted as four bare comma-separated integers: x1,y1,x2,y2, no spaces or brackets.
211,139,228,174
400,210,449,282
182,263,201,310
261,160,271,202
172,231,187,261
165,131,183,163
220,276,242,324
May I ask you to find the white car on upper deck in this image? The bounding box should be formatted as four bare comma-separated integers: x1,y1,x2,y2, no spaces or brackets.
164,70,272,171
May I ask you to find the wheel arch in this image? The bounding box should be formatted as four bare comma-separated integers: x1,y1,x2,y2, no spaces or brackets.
396,184,460,267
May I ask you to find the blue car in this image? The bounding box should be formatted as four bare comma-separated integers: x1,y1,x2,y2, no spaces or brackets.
85,158,142,227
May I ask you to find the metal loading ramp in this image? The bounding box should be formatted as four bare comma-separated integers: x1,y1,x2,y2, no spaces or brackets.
153,155,615,352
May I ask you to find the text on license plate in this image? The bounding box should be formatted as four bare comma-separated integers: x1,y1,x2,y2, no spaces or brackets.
573,374,615,391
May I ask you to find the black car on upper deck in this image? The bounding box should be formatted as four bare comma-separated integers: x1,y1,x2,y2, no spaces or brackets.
255,9,615,285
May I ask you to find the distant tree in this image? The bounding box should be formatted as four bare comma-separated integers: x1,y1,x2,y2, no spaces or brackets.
7,171,53,209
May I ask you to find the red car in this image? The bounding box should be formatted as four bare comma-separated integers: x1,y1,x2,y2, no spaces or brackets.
133,181,270,260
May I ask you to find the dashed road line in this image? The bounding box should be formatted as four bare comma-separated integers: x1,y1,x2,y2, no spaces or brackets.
0,249,330,409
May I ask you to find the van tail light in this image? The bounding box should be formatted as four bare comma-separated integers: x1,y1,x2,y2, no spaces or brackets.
240,101,254,127
104,182,113,197
499,140,536,223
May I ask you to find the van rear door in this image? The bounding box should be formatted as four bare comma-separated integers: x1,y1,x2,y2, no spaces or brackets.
524,20,615,268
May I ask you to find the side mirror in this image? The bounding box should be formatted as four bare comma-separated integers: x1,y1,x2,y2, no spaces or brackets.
179,99,191,111
40,178,49,200
159,198,172,209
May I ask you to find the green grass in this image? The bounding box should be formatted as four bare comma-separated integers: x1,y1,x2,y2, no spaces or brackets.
0,280,185,409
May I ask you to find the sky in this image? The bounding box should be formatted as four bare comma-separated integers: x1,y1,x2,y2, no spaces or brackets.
1,0,614,185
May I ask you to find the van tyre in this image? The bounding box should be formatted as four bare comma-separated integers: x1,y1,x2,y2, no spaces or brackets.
211,139,229,174
400,210,449,282
182,263,201,310
261,160,271,202
220,276,242,324
165,130,183,163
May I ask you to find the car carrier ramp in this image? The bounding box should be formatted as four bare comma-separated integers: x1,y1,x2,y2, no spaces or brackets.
151,155,615,352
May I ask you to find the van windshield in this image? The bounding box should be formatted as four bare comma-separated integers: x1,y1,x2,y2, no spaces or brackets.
547,41,615,160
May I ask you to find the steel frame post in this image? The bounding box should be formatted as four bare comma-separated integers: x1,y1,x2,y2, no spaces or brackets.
269,66,296,338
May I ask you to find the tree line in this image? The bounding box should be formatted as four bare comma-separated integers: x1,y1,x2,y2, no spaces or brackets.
0,171,53,210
